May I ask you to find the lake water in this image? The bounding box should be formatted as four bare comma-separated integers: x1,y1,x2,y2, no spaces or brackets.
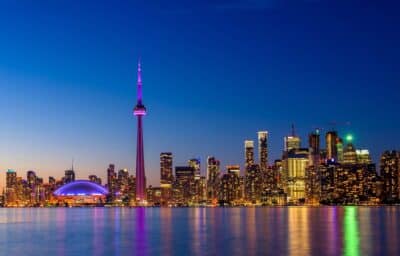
0,207,399,255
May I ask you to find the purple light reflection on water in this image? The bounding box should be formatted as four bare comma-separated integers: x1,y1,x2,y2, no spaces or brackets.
135,208,147,256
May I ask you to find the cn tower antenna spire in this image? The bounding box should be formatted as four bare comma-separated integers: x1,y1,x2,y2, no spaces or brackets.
137,59,143,105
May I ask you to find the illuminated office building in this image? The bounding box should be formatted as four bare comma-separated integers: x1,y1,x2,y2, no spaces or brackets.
219,167,242,205
308,130,320,166
334,164,378,203
188,158,201,179
127,175,136,204
284,148,309,203
319,163,336,203
305,165,321,205
336,138,344,163
325,131,338,161
160,152,173,186
146,186,162,206
343,143,357,164
194,176,207,204
175,166,196,204
284,136,301,152
245,164,263,203
118,169,130,200
6,169,17,205
160,152,173,205
27,171,36,188
380,151,400,202
107,164,117,200
258,131,269,170
245,140,255,172
206,156,220,202
356,149,372,164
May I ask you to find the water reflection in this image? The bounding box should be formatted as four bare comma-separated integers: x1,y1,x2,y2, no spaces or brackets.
288,207,310,256
135,207,147,256
344,207,359,256
160,208,173,256
1,207,400,255
55,209,66,255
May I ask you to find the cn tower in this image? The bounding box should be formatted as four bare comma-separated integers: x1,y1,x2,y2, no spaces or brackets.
133,60,146,202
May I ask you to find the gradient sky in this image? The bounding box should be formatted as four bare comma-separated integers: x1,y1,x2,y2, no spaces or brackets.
1,1,399,189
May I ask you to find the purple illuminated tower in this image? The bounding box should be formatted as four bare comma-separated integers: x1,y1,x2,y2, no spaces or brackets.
133,60,147,202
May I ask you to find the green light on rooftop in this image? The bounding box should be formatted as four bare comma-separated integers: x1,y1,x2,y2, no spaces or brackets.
346,134,353,142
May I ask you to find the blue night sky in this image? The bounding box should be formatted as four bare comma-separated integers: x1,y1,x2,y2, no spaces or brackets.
0,1,399,187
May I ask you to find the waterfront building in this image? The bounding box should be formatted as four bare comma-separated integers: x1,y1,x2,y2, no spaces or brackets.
146,186,162,206
337,138,344,163
334,163,379,204
380,151,400,202
245,164,263,203
160,152,173,205
64,169,75,184
206,156,220,203
188,158,201,179
284,148,309,204
308,129,320,167
258,131,269,170
53,180,108,206
5,169,17,206
284,136,301,152
107,164,117,201
343,143,357,164
305,165,321,205
219,168,242,205
319,162,337,203
194,176,207,204
88,175,102,185
244,140,255,172
160,152,173,185
356,149,372,164
325,131,338,161
284,125,301,152
118,169,130,202
175,166,196,204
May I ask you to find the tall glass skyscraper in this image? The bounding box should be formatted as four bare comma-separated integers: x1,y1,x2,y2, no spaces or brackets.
258,131,268,170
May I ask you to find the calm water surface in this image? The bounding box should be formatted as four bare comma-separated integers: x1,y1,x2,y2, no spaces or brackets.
0,207,399,255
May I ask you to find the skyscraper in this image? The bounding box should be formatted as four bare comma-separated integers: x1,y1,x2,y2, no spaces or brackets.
160,152,173,205
258,131,268,170
308,130,320,155
284,125,301,152
188,158,201,179
207,156,220,182
133,61,147,202
380,151,400,202
308,129,320,166
5,169,17,205
107,164,117,200
325,131,338,161
245,140,254,171
160,152,174,186
64,169,75,184
206,156,220,203
284,148,309,203
343,143,357,164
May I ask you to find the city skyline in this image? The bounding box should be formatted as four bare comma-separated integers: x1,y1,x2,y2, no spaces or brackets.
1,1,400,190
